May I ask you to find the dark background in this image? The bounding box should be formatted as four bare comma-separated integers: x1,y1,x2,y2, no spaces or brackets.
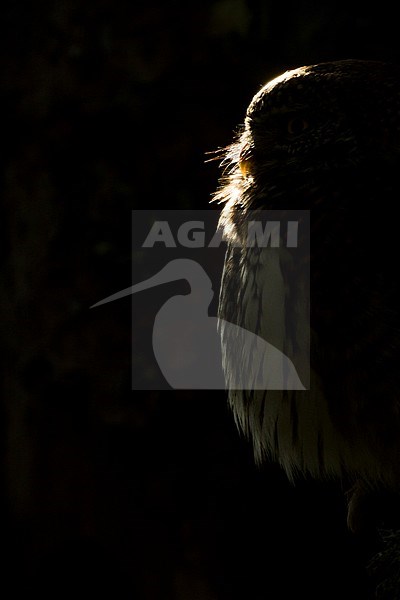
1,2,399,598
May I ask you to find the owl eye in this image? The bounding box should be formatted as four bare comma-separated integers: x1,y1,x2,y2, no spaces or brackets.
287,117,309,136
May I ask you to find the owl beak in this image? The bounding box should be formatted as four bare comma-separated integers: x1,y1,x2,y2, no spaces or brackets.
240,159,252,178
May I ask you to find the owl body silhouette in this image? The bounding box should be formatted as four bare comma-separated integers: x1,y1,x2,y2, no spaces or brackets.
217,61,400,515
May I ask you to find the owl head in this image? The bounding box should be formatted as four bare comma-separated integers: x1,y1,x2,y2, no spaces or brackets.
215,60,400,211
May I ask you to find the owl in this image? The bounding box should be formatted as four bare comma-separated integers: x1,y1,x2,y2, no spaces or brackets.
216,60,400,534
